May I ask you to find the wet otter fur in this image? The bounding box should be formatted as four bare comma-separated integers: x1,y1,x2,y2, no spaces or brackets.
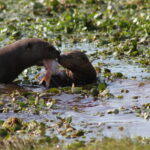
0,38,60,84
49,51,97,87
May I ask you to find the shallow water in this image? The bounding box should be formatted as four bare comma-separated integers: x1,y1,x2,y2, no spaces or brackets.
0,42,150,141
50,79,150,139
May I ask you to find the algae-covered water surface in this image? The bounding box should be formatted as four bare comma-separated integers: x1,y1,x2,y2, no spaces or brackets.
0,0,150,149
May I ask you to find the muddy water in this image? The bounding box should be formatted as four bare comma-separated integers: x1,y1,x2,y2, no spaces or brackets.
0,43,150,140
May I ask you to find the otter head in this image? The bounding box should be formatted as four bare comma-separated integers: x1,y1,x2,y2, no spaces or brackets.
24,38,60,87
26,39,60,60
58,51,88,71
58,50,97,83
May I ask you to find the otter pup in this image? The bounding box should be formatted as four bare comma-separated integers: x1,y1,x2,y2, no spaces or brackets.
0,38,60,87
44,51,97,87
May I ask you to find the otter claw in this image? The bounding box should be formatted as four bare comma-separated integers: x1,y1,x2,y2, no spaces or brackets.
39,77,49,87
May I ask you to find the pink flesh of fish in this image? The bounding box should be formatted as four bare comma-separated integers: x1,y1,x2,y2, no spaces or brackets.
40,59,54,87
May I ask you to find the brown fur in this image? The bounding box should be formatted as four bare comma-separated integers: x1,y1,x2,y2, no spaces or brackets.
0,38,60,83
49,51,97,87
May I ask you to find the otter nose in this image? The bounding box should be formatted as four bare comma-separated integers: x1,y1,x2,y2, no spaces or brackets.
53,49,60,61
57,55,61,62
58,48,61,54
56,47,61,55
55,48,61,59
57,50,61,55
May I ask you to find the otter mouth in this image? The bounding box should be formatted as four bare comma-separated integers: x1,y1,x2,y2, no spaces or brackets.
40,59,58,88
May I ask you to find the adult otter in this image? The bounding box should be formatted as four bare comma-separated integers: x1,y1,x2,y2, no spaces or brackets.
43,51,97,87
0,38,60,87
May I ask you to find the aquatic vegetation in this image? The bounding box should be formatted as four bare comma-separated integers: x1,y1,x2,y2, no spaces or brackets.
134,103,150,120
0,0,149,66
0,136,150,150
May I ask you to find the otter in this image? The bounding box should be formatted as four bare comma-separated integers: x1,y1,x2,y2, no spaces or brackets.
42,50,97,87
0,38,60,87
